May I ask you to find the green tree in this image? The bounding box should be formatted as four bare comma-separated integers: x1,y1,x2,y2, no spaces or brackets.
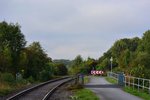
69,55,83,74
53,63,68,76
39,63,53,81
0,21,26,73
142,30,150,53
73,55,83,66
24,42,51,80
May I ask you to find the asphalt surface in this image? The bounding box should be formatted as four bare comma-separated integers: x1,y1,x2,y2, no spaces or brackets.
85,76,143,100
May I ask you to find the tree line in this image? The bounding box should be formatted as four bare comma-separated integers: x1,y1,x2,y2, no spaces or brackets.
69,30,150,79
0,21,67,82
97,30,150,78
1,21,150,81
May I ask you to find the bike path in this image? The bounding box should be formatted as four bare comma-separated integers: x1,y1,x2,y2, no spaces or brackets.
85,76,143,100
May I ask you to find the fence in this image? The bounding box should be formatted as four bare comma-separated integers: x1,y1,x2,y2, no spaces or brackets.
107,72,118,80
107,72,150,94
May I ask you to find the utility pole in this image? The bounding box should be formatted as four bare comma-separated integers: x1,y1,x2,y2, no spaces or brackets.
110,57,113,73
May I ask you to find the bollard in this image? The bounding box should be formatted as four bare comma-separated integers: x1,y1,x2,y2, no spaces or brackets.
118,72,125,86
81,74,84,85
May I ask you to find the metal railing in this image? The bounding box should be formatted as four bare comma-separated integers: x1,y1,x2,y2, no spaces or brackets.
107,72,150,94
107,72,118,80
124,76,150,92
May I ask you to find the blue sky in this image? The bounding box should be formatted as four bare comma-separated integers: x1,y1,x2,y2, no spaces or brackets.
0,0,150,60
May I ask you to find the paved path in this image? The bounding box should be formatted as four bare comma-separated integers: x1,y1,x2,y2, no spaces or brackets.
85,76,143,100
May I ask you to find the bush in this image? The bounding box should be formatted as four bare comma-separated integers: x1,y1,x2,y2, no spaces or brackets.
67,83,83,90
1,73,15,83
39,70,52,82
0,83,13,96
27,76,34,83
16,78,27,85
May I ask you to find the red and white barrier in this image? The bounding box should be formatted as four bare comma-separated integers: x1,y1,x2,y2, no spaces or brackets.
91,70,104,75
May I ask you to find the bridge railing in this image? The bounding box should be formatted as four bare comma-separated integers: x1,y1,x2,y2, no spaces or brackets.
107,72,150,94
107,72,118,81
124,76,150,92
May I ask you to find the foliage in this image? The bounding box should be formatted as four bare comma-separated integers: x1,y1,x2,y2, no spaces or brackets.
72,89,99,100
84,76,90,83
0,21,70,97
53,63,68,76
0,83,13,96
98,30,150,78
105,77,117,84
23,42,51,80
53,59,71,67
124,86,150,100
106,77,150,100
69,55,83,74
0,73,15,83
69,56,98,75
0,21,69,93
142,30,150,53
0,21,26,73
67,83,83,90
27,76,34,83
1,20,150,96
39,63,54,81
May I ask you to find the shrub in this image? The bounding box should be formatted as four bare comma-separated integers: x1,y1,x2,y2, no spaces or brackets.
27,76,34,83
67,83,83,90
39,70,52,82
1,73,15,83
16,78,27,85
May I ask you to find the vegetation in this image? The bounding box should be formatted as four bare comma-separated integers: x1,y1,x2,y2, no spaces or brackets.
71,89,99,100
0,21,68,96
69,55,97,75
1,20,150,98
105,77,117,84
97,30,150,79
53,59,71,66
106,77,150,100
66,30,150,81
124,87,150,100
84,76,90,83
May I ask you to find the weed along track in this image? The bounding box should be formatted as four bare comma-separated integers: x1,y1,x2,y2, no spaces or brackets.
6,77,74,100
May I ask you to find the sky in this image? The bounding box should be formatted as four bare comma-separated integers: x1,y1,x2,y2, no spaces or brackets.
0,0,150,60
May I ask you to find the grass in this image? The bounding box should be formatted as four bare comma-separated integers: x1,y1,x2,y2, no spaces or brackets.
105,77,118,84
0,83,14,96
0,80,32,96
69,76,99,100
0,74,66,97
71,89,99,100
84,76,90,83
105,77,150,100
124,86,150,100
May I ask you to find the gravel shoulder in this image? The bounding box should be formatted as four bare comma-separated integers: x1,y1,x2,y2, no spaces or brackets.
85,76,143,100
49,80,75,100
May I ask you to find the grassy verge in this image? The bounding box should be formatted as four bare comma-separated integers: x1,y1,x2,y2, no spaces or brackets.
0,81,31,96
84,76,90,83
0,83,14,96
105,77,117,84
0,74,63,96
69,76,99,100
124,86,150,100
105,77,150,100
71,89,99,100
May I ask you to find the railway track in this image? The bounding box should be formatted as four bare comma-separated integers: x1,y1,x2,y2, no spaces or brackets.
6,77,74,100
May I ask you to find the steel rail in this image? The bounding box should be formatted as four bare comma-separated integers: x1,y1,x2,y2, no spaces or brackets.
6,76,70,100
42,78,74,100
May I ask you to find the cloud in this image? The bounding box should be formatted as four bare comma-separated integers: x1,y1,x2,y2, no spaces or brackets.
0,0,150,59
